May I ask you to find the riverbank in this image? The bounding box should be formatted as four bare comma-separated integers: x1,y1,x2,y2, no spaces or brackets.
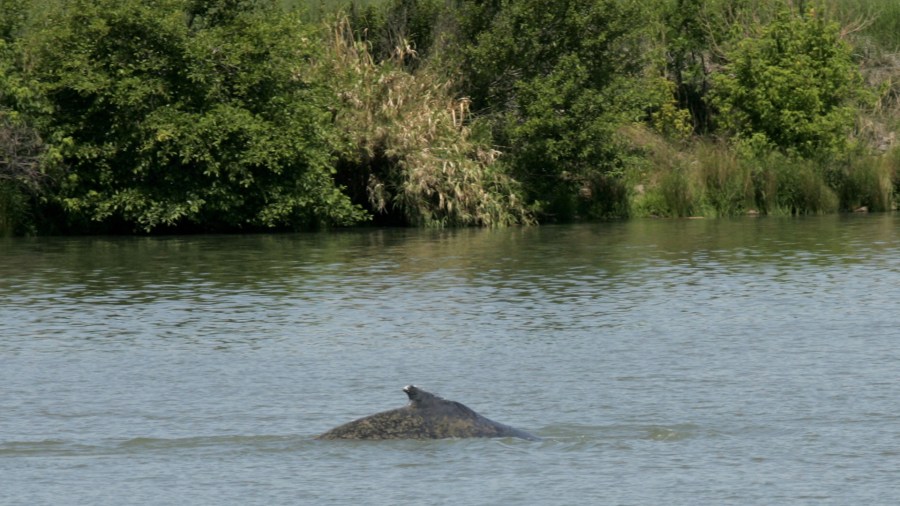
1,0,898,234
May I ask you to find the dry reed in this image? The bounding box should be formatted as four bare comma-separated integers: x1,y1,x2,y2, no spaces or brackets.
321,17,532,227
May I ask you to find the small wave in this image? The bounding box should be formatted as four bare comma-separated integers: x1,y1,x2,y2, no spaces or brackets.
536,422,712,445
642,424,700,442
1,435,312,457
2,427,713,457
117,434,306,452
0,439,101,457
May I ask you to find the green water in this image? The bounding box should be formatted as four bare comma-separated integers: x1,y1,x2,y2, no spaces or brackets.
2,215,899,504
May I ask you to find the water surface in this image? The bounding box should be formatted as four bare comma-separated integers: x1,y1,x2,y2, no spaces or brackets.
2,215,899,504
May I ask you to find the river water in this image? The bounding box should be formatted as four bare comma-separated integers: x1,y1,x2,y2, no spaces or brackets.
2,215,899,505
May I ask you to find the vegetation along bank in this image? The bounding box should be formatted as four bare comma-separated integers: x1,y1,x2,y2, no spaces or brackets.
1,0,898,235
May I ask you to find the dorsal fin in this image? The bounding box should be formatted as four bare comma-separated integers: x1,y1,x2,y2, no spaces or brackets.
403,385,442,407
404,385,480,417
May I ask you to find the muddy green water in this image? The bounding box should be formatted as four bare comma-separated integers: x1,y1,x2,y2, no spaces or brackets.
2,215,899,505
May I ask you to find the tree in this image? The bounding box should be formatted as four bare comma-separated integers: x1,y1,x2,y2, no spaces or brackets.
458,0,667,220
27,0,366,232
709,9,865,158
1,17,59,235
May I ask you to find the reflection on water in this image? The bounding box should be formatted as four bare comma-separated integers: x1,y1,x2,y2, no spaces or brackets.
1,214,899,505
5,215,897,290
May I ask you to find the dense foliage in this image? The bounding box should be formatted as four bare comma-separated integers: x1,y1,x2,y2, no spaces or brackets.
29,0,369,232
0,0,897,234
710,11,864,157
457,0,669,220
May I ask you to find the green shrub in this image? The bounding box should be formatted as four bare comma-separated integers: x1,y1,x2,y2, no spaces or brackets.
27,0,366,232
710,9,866,158
458,0,667,221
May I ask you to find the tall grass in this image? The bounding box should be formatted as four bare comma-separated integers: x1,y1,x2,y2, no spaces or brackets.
829,150,896,211
623,125,700,218
621,126,894,217
753,155,839,215
693,143,755,216
829,0,900,50
321,16,532,227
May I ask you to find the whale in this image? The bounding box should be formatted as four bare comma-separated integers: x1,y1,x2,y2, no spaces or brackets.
316,385,540,441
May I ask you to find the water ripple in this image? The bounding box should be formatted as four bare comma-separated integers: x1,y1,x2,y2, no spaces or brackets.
2,216,899,505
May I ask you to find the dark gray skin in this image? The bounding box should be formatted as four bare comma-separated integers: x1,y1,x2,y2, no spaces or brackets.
316,385,540,441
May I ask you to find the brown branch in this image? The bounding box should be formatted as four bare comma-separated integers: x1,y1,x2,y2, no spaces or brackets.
0,115,49,192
